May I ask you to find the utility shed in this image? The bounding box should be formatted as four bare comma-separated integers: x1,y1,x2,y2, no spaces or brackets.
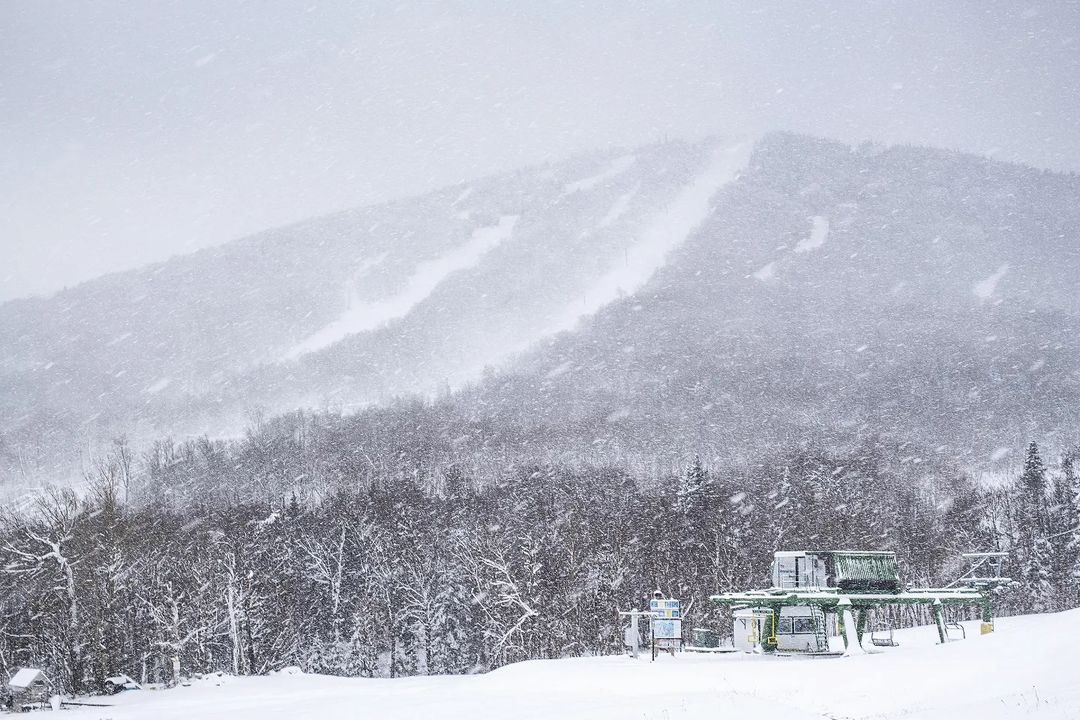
8,668,50,707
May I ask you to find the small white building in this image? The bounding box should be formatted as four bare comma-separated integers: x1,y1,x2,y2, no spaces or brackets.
733,608,765,652
8,668,51,707
733,605,831,652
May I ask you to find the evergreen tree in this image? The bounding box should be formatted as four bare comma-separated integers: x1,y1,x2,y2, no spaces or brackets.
1020,441,1050,535
1021,532,1056,613
1052,455,1080,606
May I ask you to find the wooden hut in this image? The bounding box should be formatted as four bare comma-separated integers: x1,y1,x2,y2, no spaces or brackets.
7,668,51,709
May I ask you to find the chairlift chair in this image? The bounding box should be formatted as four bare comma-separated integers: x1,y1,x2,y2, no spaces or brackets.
869,611,899,647
870,626,898,647
943,621,966,640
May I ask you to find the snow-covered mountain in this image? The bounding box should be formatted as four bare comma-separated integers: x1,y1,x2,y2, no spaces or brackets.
2,132,1079,484
472,134,1080,470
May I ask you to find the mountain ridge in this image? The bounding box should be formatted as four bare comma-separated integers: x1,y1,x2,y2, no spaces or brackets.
2,131,1079,488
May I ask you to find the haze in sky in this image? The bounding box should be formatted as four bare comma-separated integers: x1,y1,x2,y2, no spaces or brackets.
2,0,1078,302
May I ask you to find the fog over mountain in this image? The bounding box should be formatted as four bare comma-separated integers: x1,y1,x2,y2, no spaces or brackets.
3,1,1080,302
3,132,1079,491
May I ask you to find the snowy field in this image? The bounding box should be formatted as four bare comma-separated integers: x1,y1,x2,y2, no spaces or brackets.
58,609,1080,720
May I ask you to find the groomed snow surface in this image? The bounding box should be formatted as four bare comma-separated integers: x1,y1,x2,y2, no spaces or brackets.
285,216,519,358
61,609,1080,719
545,141,753,334
563,155,636,193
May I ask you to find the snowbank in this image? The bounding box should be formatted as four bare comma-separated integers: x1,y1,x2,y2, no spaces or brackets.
61,609,1080,719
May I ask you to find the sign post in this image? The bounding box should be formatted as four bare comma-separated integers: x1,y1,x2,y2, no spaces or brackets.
648,597,683,659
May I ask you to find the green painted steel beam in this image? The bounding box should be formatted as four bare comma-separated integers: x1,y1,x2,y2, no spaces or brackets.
932,602,947,644
837,605,850,650
856,608,868,645
710,591,988,609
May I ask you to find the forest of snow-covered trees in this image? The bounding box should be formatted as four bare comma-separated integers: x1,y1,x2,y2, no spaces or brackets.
2,412,1078,696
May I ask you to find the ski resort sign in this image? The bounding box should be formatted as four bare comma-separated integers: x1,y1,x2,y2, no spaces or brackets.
650,598,681,620
649,598,682,654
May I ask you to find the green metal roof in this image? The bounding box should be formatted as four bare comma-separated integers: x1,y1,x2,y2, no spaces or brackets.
831,551,899,583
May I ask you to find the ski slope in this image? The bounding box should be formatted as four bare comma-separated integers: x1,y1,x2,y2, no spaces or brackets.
61,610,1079,720
542,140,753,335
285,215,519,359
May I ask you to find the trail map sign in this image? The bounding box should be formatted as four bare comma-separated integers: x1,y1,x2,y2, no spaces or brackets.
649,598,682,655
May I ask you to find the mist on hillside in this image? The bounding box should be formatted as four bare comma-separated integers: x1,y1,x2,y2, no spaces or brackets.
3,1,1079,301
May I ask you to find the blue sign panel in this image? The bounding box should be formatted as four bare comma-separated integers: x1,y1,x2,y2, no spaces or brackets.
649,599,681,619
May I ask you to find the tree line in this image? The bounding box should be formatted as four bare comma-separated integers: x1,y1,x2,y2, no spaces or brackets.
2,413,1078,696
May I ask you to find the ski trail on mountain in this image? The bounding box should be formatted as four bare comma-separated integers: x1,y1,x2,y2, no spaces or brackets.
795,215,830,253
597,185,639,228
564,155,636,193
973,263,1009,301
544,140,753,335
285,215,519,359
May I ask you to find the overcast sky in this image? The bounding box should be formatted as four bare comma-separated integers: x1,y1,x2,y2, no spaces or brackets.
2,0,1078,302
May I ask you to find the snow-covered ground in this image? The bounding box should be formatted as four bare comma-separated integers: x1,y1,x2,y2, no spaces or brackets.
56,609,1080,720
